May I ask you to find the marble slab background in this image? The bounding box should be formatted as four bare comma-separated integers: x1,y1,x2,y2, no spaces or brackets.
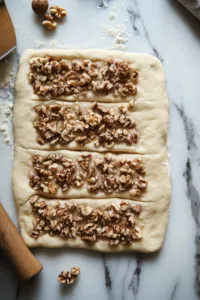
0,0,200,299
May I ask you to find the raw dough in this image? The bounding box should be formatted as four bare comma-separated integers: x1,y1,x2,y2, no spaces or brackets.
13,49,171,253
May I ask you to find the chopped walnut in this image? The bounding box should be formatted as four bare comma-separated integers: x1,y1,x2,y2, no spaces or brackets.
58,267,80,285
29,56,138,99
33,101,139,149
79,205,93,216
29,153,147,196
77,154,92,171
30,198,143,246
29,154,76,193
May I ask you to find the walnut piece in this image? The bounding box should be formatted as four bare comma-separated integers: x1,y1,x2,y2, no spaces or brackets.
50,6,67,19
32,0,48,15
42,15,57,30
58,267,80,285
29,154,77,193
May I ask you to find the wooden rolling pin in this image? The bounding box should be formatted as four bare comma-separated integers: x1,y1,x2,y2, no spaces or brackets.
0,203,43,280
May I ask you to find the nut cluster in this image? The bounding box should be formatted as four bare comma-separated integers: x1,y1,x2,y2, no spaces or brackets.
29,153,147,197
58,267,80,285
30,196,143,246
29,56,138,99
50,6,67,19
42,6,67,30
33,101,138,148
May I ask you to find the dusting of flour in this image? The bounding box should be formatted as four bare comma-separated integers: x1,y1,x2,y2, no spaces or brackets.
0,101,13,145
0,51,18,146
101,24,130,50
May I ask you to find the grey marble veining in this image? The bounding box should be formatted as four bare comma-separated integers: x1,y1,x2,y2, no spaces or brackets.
127,0,164,62
0,0,200,299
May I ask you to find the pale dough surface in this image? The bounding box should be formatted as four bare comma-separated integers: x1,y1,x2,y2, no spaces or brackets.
13,49,171,253
13,99,168,154
13,146,170,209
18,198,169,253
15,49,169,108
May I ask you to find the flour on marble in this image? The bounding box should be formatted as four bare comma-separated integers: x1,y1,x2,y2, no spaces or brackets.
109,12,116,20
101,24,130,50
29,37,94,50
0,58,16,89
0,52,18,146
0,101,13,145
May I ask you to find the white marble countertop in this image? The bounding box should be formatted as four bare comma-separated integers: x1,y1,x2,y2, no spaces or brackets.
1,0,200,299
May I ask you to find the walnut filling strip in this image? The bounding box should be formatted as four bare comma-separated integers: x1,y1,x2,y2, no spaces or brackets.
33,100,138,149
29,196,143,246
29,152,147,197
29,56,138,100
14,147,169,208
18,196,170,251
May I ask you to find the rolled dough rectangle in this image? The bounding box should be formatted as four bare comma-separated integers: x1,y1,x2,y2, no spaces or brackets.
13,49,171,253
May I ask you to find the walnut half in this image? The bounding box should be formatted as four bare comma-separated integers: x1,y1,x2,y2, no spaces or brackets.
50,6,67,19
42,15,57,30
58,267,80,285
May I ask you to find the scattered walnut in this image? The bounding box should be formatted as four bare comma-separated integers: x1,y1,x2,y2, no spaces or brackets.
42,15,57,30
71,266,80,276
50,6,67,19
32,0,48,15
58,267,80,285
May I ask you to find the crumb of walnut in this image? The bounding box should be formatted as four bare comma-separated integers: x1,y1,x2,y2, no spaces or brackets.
58,267,80,285
77,154,92,171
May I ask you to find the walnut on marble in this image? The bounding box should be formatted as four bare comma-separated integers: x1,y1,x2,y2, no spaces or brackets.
42,14,57,30
50,6,67,19
58,267,80,285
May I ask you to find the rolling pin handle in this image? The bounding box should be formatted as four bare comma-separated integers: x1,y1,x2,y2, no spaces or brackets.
0,203,43,280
